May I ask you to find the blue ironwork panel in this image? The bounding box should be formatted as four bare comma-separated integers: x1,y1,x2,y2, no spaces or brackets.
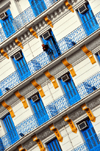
41,29,61,61
12,51,31,81
29,93,49,125
28,0,47,17
0,138,4,151
83,82,96,94
3,114,19,144
81,119,100,151
44,0,57,8
77,3,99,36
47,138,62,151
77,71,100,99
60,73,81,105
0,9,16,38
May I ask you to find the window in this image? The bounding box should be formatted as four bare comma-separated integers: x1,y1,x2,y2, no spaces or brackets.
41,29,61,61
46,138,62,151
28,0,47,17
59,72,80,105
0,9,16,38
3,114,19,144
29,93,49,125
77,2,99,35
12,50,31,81
0,89,2,96
96,51,100,63
78,118,100,150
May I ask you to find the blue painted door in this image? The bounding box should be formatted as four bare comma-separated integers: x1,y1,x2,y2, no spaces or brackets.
28,0,47,17
30,94,49,125
3,114,19,144
0,9,15,38
12,51,31,81
47,138,62,151
60,74,80,105
81,119,100,151
78,3,99,35
41,29,61,61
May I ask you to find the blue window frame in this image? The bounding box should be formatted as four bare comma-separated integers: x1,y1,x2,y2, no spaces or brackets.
0,89,2,97
41,29,61,61
80,118,100,151
59,72,80,105
3,114,19,144
0,9,16,38
77,3,99,36
28,0,47,17
47,138,62,151
12,51,31,81
29,93,49,125
96,53,100,63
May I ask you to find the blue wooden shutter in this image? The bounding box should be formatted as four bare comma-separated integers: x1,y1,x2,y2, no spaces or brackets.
3,114,19,144
41,29,61,60
60,73,80,105
0,9,15,38
30,94,49,125
77,3,99,35
0,89,2,97
47,138,62,151
28,0,47,17
96,54,100,62
81,119,100,151
12,51,31,81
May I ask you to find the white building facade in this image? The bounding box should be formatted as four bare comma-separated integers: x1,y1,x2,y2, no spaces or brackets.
0,0,100,151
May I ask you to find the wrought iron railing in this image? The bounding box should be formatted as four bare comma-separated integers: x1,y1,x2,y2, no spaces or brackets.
0,12,100,96
1,72,100,150
0,0,57,42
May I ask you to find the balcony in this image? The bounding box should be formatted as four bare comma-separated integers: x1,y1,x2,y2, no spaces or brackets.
0,0,57,42
1,70,100,149
0,10,100,97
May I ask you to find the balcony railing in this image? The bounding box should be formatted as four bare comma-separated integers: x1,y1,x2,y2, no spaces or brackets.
0,0,57,43
1,70,100,149
0,11,100,96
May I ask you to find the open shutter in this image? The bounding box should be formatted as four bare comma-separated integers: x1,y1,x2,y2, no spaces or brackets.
30,94,49,125
0,9,15,38
3,114,19,144
77,3,99,35
12,51,31,81
60,73,80,105
81,119,100,151
41,29,61,60
47,138,62,151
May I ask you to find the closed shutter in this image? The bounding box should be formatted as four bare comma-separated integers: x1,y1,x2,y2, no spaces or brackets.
81,119,100,151
47,138,62,151
12,52,31,81
30,95,49,125
96,54,100,62
29,0,47,17
0,9,15,38
3,114,19,144
78,3,99,35
60,74,80,105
